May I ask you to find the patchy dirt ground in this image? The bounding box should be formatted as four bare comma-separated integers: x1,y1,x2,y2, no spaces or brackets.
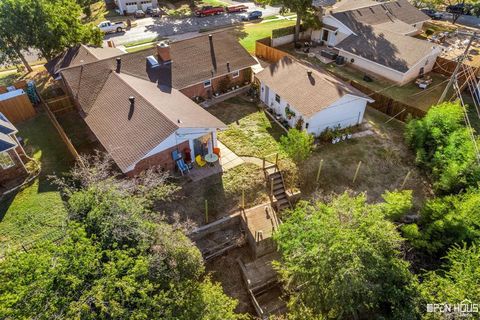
155,163,269,226
206,246,256,315
298,107,433,209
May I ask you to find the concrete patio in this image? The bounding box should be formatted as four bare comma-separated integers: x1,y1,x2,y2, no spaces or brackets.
188,141,244,182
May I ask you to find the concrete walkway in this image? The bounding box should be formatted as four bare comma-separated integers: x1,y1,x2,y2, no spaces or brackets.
188,141,244,182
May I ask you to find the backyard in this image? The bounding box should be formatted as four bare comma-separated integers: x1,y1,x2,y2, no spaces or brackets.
206,96,433,208
235,19,296,53
0,113,73,255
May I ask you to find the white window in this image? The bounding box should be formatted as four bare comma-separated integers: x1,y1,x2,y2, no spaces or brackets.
232,70,239,78
204,80,212,88
0,152,15,169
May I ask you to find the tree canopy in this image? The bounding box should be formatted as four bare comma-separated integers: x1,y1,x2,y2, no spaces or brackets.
0,155,243,319
0,0,102,70
405,102,480,194
402,188,480,257
274,192,420,319
419,243,480,319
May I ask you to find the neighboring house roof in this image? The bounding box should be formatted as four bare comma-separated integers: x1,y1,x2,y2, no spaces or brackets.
0,132,17,153
0,113,18,135
256,57,373,118
61,31,257,91
312,0,337,9
45,44,124,77
332,0,378,12
336,26,438,73
77,71,226,173
331,0,429,33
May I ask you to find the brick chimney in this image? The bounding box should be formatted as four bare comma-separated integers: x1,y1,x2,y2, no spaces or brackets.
157,42,171,63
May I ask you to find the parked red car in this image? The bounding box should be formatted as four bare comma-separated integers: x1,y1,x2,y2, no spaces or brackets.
195,6,225,17
226,5,248,13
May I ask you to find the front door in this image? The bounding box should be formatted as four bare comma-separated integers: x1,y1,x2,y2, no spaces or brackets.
322,29,329,42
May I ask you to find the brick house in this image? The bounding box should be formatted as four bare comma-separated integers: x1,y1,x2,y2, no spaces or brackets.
56,31,256,175
0,113,28,186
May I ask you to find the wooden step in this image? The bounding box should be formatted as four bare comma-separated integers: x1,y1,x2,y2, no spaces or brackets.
268,172,281,179
274,189,285,196
277,198,289,206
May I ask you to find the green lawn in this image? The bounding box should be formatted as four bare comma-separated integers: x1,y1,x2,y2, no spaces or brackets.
126,43,156,53
0,113,73,255
199,0,229,6
207,97,287,159
235,19,297,53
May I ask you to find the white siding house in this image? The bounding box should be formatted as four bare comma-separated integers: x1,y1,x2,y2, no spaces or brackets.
311,0,441,85
256,57,373,136
116,0,157,14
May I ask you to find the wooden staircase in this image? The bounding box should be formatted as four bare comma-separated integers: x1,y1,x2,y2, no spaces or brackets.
263,156,291,212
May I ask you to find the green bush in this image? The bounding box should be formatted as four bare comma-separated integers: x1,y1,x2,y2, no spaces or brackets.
402,188,480,256
405,102,480,194
280,128,314,163
274,193,421,319
381,190,413,221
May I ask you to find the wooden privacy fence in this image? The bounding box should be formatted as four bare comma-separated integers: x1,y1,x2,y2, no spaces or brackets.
335,75,426,121
352,82,426,121
39,92,81,161
255,38,290,64
0,91,36,124
0,80,28,93
45,95,74,115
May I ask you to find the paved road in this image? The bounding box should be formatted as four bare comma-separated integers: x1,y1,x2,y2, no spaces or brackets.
105,2,281,45
441,12,480,29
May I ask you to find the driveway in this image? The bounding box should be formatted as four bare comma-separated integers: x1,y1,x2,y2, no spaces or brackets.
105,2,281,45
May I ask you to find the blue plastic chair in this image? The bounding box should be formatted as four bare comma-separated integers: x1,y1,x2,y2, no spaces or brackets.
176,158,190,176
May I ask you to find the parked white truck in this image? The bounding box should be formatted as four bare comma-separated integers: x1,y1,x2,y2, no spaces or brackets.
97,21,126,33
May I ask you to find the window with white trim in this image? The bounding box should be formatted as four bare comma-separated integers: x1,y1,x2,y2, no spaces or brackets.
204,79,212,88
0,152,15,169
275,94,281,103
232,70,239,78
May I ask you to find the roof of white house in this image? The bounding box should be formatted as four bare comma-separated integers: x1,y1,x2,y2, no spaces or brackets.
256,57,373,118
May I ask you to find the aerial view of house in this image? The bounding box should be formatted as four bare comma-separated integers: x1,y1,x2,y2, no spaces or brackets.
312,0,443,84
57,31,256,174
256,56,373,135
0,0,479,319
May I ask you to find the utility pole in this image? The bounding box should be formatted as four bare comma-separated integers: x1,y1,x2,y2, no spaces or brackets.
438,31,478,104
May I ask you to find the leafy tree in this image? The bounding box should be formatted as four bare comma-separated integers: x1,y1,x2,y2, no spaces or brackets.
419,243,480,319
0,0,102,71
274,193,421,319
401,188,480,256
405,102,480,194
0,157,243,319
257,0,321,43
280,128,314,163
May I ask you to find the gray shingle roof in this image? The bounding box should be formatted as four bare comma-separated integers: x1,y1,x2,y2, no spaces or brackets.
332,0,429,32
81,72,226,173
45,44,124,77
336,26,437,73
256,57,372,118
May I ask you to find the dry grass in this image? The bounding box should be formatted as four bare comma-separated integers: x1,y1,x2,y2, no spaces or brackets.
154,163,269,226
299,107,433,207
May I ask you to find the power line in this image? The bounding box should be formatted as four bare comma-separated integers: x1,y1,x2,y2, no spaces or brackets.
438,31,478,104
453,80,480,165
